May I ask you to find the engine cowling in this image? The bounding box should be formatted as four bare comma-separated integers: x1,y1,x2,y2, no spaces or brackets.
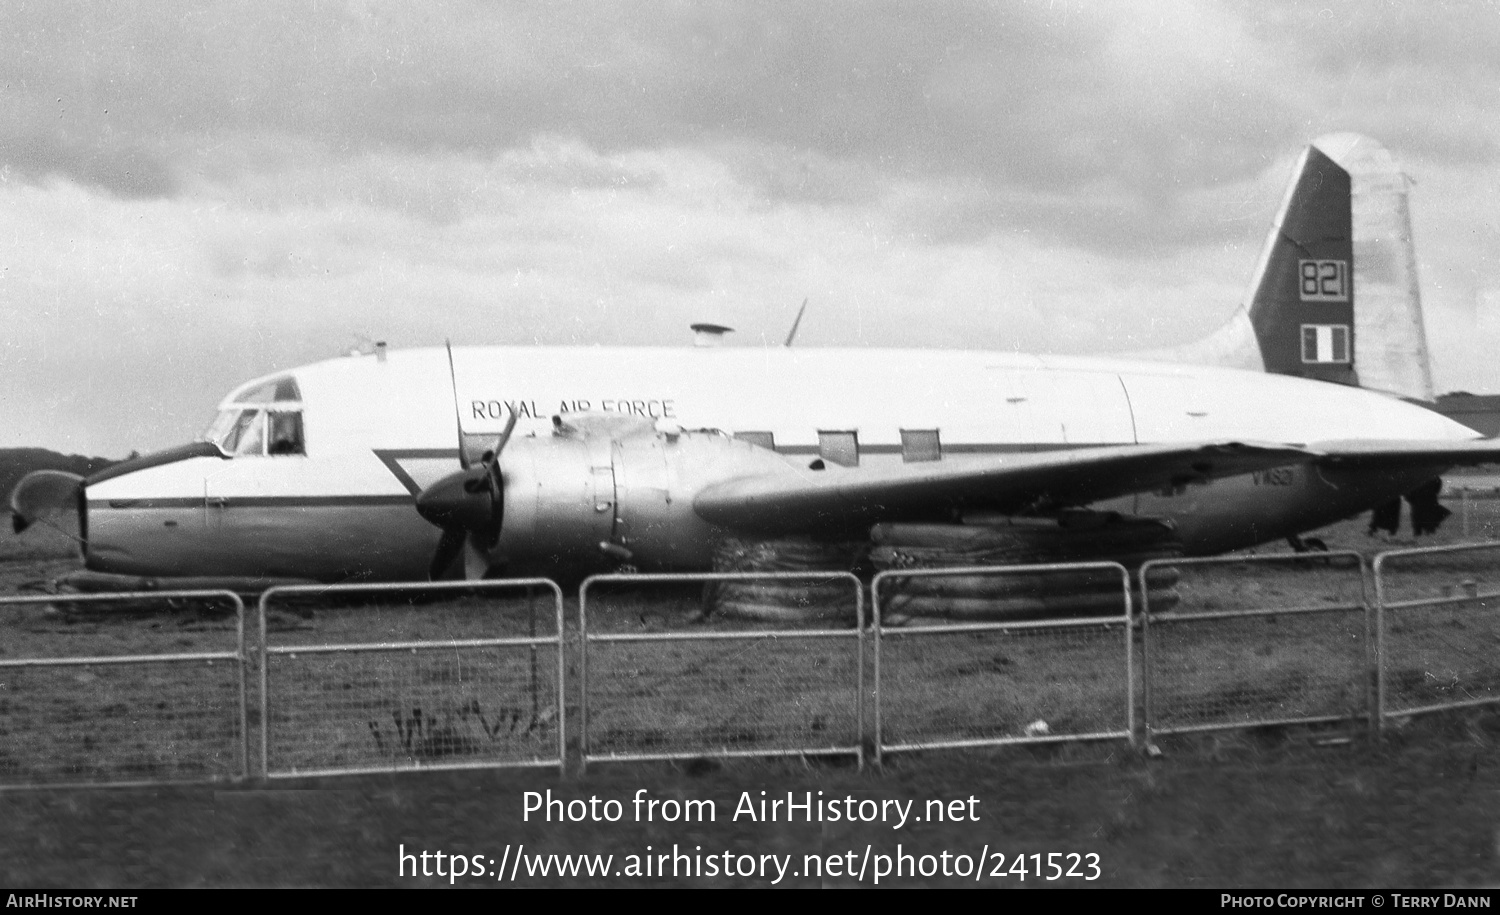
484,426,794,574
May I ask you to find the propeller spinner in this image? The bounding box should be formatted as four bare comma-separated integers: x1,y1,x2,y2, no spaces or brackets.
415,344,518,579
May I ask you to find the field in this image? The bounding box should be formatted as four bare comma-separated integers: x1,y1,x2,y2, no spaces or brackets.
5,501,1500,887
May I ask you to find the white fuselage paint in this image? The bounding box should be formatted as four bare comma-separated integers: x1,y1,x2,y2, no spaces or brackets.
84,346,1474,581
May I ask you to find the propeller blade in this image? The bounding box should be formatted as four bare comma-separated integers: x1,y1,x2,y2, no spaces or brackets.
429,525,468,580
474,409,516,529
445,339,470,470
464,538,506,580
494,408,519,455
418,343,515,577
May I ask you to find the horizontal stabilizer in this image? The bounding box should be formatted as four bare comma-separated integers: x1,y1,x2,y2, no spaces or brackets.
1309,438,1500,469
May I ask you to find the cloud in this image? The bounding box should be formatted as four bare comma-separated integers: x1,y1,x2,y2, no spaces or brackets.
0,4,1303,193
0,132,1265,454
2,135,178,198
5,2,1500,454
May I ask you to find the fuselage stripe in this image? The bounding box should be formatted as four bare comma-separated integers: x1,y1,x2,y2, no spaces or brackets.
89,495,417,510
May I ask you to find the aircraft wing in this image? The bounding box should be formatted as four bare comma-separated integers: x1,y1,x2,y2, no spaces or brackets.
693,441,1312,535
1308,438,1500,469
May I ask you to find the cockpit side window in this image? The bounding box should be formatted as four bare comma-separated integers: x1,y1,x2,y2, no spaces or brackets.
267,411,305,456
221,409,265,455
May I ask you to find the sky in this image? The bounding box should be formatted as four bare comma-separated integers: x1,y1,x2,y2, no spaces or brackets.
3,0,1500,458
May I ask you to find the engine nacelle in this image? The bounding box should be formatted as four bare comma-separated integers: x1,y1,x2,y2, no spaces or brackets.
492,425,793,573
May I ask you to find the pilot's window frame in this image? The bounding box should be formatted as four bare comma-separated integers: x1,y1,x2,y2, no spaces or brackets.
1300,324,1351,364
900,428,942,463
211,373,307,458
817,429,860,467
206,405,306,457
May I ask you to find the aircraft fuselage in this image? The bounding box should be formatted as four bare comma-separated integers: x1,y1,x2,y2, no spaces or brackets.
80,345,1471,582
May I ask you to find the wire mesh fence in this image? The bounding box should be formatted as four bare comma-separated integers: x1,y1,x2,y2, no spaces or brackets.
11,536,1500,788
1140,553,1371,739
578,572,865,769
871,563,1134,762
258,580,565,778
1374,542,1500,723
1447,488,1500,542
0,590,247,788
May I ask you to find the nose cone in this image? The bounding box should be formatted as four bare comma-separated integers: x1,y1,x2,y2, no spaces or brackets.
9,469,84,535
415,467,493,531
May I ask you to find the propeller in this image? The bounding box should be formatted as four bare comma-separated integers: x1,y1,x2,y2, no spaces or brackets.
415,343,518,579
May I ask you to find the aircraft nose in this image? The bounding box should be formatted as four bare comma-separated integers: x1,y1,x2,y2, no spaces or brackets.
9,470,84,535
414,467,494,532
8,469,87,563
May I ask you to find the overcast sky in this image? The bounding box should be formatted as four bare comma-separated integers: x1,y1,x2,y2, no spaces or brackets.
4,1,1500,457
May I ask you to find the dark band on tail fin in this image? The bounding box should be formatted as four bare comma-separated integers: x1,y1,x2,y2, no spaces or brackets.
1247,145,1357,386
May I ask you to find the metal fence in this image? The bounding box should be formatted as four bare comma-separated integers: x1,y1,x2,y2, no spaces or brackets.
1140,553,1371,740
1449,488,1500,542
14,538,1500,789
0,590,247,789
578,572,865,770
871,563,1135,764
258,579,565,778
1374,542,1500,725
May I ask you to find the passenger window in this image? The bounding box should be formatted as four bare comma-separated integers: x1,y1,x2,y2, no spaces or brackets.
817,430,859,467
734,431,776,450
900,429,942,463
268,411,305,456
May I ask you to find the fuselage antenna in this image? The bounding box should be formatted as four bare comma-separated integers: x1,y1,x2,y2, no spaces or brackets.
783,298,809,347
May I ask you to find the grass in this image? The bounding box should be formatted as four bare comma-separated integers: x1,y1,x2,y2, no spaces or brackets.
6,501,1500,885
3,711,1500,887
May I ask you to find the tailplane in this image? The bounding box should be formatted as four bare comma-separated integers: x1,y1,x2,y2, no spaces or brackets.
1141,133,1434,401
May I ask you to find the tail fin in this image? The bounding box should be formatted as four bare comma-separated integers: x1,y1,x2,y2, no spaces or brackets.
1245,139,1357,386
1143,133,1435,401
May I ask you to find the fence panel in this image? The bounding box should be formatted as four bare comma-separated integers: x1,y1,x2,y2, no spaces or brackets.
872,563,1134,763
1374,542,1500,724
579,572,864,769
258,579,564,778
0,590,247,788
1140,552,1370,739
1449,487,1500,542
